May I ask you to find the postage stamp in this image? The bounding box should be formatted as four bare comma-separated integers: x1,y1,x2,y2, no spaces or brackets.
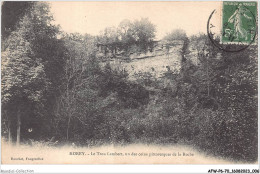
222,1,257,45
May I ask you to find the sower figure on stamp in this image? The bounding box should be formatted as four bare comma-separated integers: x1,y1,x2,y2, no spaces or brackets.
228,4,252,40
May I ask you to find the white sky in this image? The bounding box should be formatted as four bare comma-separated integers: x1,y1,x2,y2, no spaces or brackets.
49,1,221,39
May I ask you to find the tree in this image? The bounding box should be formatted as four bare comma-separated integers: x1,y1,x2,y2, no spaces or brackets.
163,29,187,42
1,2,64,145
118,19,136,47
97,27,120,57
96,18,156,55
1,2,34,42
132,18,156,51
98,27,120,45
2,15,48,145
174,33,258,161
53,33,102,142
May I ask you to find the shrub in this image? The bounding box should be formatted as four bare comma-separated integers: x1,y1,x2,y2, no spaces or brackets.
191,108,257,162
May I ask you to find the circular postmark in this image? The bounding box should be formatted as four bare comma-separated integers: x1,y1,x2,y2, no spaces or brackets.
207,2,257,52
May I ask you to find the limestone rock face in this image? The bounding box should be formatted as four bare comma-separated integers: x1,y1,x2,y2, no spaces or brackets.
100,41,184,80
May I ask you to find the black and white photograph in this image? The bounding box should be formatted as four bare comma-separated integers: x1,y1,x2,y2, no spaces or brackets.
1,1,258,168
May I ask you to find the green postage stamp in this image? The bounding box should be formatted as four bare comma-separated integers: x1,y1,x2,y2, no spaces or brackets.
222,1,257,44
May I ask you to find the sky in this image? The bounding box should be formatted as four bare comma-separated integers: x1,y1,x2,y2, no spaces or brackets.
49,1,221,39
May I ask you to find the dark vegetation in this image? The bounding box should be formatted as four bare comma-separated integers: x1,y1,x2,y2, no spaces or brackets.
97,18,156,57
1,2,258,162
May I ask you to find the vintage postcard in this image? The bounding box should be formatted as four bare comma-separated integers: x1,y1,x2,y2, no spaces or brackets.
1,0,259,168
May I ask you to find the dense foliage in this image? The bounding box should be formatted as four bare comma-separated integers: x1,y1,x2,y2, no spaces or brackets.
97,18,156,54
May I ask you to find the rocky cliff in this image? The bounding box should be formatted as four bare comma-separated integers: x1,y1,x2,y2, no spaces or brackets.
101,40,184,80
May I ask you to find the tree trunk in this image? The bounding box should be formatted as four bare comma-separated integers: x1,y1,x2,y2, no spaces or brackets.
8,120,12,144
66,80,71,141
16,108,21,146
207,57,210,96
66,116,71,140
